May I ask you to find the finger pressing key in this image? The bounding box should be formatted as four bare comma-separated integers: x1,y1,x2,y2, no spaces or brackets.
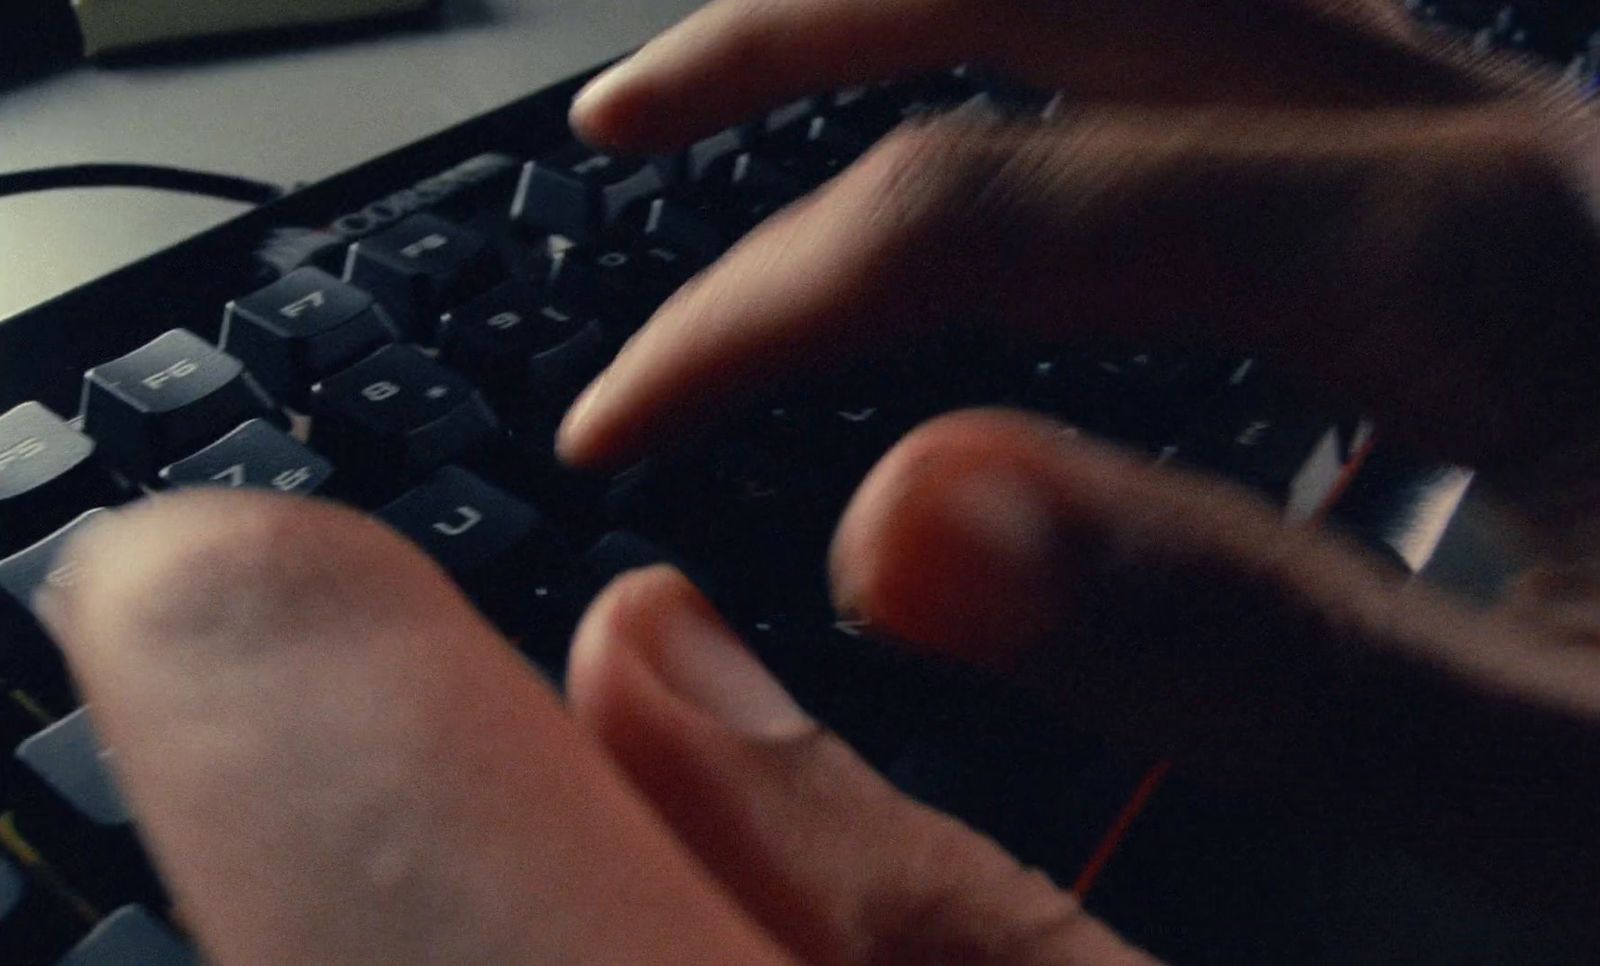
34,491,794,966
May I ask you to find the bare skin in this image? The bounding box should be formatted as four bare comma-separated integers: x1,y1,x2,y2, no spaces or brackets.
34,1,1600,962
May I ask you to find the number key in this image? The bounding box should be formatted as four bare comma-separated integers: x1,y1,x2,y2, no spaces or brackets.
344,213,502,340
158,419,333,497
222,267,398,406
309,346,498,499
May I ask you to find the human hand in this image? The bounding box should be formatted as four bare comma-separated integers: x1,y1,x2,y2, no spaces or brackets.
556,0,1600,543
32,1,1600,961
548,0,1600,924
39,493,1160,964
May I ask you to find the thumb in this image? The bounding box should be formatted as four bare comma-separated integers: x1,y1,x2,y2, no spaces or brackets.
566,565,1159,966
828,408,1600,922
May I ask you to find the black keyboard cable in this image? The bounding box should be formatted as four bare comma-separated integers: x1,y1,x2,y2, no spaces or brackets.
0,164,287,206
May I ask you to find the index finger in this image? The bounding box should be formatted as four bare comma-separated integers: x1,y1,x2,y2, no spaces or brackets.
570,0,1488,153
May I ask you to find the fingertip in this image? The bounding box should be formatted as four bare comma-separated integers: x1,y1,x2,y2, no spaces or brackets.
829,409,1093,667
567,564,694,708
569,564,813,741
569,64,657,153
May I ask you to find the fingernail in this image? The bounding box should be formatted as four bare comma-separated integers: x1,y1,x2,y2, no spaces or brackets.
641,596,814,741
556,369,609,461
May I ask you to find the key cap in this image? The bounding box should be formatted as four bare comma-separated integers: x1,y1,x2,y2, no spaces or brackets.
1178,363,1333,496
81,330,279,483
56,906,197,966
14,708,127,829
0,853,21,929
511,145,665,244
437,280,614,411
221,266,399,406
377,466,568,629
343,213,502,341
640,197,727,261
676,128,755,185
158,418,333,497
0,854,81,964
788,115,874,178
762,96,825,142
309,345,498,498
0,510,110,707
12,708,160,909
0,403,125,554
1020,350,1233,446
1183,406,1333,497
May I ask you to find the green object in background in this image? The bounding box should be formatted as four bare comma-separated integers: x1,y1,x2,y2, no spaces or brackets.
72,0,436,57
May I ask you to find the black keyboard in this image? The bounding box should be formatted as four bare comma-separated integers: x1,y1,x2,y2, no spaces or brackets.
0,6,1593,960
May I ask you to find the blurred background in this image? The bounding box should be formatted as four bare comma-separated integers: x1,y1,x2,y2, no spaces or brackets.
0,0,702,319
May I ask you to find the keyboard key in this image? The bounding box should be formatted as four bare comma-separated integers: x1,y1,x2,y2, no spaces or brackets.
577,531,683,599
0,509,109,621
787,115,874,178
343,213,502,340
15,708,128,829
1175,361,1333,495
1183,406,1334,497
158,418,333,497
0,510,110,706
640,197,728,261
437,280,614,410
81,330,279,483
511,145,665,244
221,267,399,406
0,403,125,554
377,466,568,629
762,96,825,142
676,128,755,185
0,854,81,964
309,345,498,498
56,906,197,966
11,708,160,909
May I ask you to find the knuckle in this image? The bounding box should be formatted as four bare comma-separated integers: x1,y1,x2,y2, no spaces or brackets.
852,118,1012,231
65,492,417,645
841,116,1065,293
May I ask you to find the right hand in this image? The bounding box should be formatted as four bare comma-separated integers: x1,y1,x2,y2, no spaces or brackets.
552,0,1600,923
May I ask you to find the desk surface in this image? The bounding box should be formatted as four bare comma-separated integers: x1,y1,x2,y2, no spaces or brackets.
0,0,703,319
